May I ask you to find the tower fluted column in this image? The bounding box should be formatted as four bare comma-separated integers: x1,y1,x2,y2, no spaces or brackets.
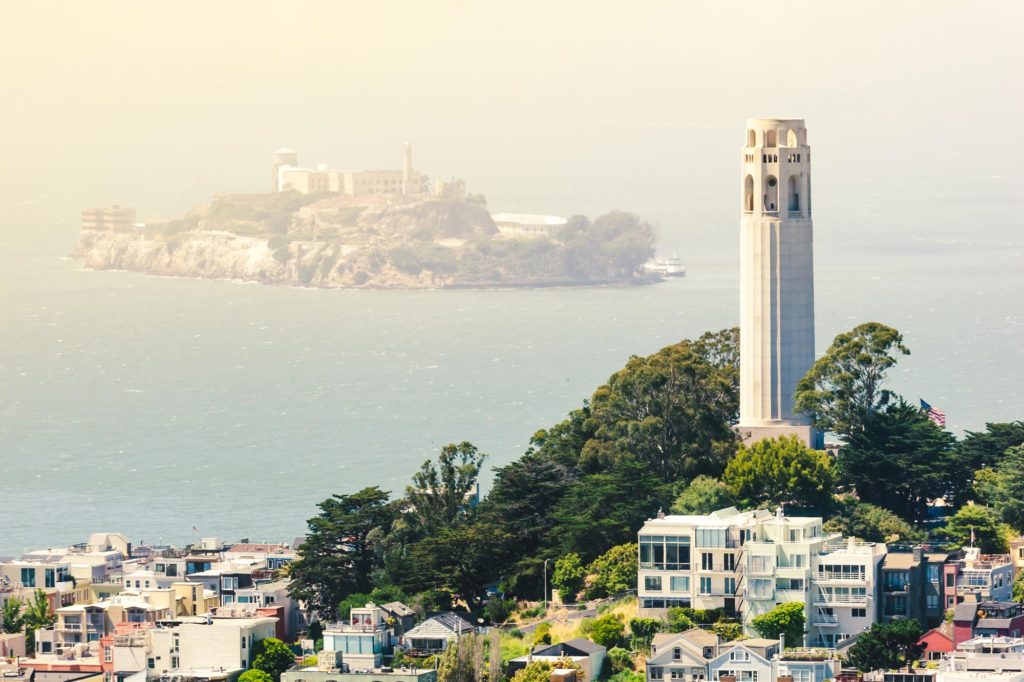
737,118,821,448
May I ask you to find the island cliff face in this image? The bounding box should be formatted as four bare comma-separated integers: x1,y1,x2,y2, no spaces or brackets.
72,193,656,288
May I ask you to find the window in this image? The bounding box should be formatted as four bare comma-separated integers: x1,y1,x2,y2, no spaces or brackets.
671,670,686,680
673,648,682,661
651,668,664,680
730,650,750,662
724,554,736,571
155,563,166,573
700,577,712,595
104,648,112,663
671,577,690,593
885,571,909,590
45,568,55,588
928,564,941,583
927,594,939,609
946,574,955,588
20,568,35,588
702,553,714,571
148,659,155,670
645,576,663,591
172,656,179,669
724,578,736,594
640,535,691,570
852,608,866,618
241,636,247,649
696,528,726,548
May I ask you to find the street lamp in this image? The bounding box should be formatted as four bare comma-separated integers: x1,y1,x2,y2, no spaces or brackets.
543,558,551,613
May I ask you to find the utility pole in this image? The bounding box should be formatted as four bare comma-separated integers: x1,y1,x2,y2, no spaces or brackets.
543,558,551,613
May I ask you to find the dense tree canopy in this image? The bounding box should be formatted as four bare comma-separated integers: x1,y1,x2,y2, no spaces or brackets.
406,441,485,536
944,504,1007,553
670,475,735,515
722,435,836,513
288,487,397,619
795,322,910,439
584,543,640,599
750,602,805,646
823,497,923,543
551,553,588,602
847,620,925,672
252,638,296,682
838,399,956,523
582,329,740,481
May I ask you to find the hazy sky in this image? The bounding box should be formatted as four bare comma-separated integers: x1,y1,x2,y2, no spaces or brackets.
3,1,1023,249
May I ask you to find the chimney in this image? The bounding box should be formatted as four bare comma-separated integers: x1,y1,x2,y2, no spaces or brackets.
657,509,666,520
913,546,924,562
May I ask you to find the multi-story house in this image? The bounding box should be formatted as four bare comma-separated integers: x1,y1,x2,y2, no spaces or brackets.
323,603,392,669
637,507,882,647
880,549,929,627
147,614,278,675
949,549,1013,604
646,631,837,682
646,629,718,682
808,538,885,648
926,550,962,625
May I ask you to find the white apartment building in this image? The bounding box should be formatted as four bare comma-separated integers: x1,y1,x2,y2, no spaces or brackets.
637,507,886,647
808,539,886,648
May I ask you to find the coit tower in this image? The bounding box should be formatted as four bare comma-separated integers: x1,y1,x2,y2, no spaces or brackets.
737,118,821,448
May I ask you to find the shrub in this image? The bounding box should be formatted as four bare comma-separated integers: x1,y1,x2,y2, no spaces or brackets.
590,613,625,649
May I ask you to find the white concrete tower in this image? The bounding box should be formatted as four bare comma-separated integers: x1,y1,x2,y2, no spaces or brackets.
737,118,822,448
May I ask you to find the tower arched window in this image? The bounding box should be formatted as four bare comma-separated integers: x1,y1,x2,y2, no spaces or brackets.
764,175,779,212
765,129,777,147
747,129,756,147
788,175,800,212
787,129,798,147
744,175,754,213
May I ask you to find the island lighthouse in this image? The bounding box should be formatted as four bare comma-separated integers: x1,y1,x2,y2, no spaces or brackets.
736,118,822,448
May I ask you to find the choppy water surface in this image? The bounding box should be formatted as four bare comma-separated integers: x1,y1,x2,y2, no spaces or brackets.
1,199,1021,555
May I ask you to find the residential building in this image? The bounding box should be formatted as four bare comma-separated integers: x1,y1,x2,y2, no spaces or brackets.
950,550,1013,604
281,666,436,682
880,548,929,626
919,622,956,661
707,639,780,682
637,506,882,647
952,602,1024,646
943,636,1024,674
147,615,278,675
379,602,417,638
1008,538,1024,577
646,629,718,682
507,639,606,682
809,538,885,648
926,550,963,625
323,603,391,670
400,612,478,656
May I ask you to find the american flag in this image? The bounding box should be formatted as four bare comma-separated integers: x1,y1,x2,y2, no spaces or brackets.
920,399,946,428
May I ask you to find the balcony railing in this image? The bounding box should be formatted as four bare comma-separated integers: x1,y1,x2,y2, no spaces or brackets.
814,571,866,582
812,615,839,627
813,594,868,606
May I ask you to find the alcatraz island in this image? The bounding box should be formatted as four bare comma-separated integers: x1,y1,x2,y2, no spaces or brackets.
72,143,666,289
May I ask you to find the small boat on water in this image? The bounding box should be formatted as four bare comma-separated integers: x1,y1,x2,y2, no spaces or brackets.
643,253,686,277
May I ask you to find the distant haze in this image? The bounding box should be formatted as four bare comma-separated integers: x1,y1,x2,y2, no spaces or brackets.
2,1,1022,254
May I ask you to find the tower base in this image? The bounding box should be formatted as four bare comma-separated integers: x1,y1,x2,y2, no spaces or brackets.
736,423,824,450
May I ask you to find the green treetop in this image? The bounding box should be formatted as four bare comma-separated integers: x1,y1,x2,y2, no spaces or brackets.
722,435,836,514
794,322,909,439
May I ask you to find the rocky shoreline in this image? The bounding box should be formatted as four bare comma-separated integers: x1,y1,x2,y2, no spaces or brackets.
71,229,655,290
